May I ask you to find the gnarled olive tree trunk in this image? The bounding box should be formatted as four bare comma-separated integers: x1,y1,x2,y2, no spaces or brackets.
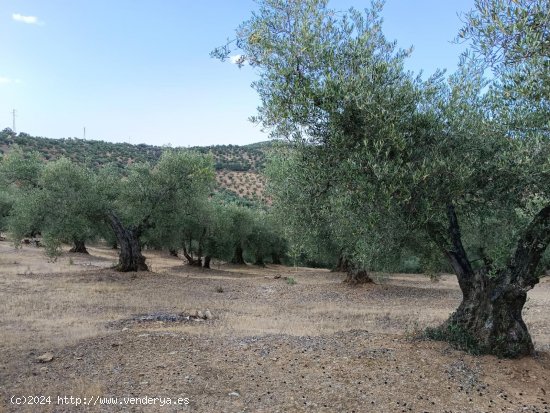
430,204,550,358
231,244,246,265
108,213,148,272
332,252,352,273
182,246,202,266
343,268,373,285
69,238,88,254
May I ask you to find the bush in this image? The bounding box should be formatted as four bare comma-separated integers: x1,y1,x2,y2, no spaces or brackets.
399,256,423,273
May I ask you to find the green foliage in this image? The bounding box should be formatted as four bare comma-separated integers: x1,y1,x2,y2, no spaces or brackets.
0,188,14,232
1,147,219,263
286,276,297,285
214,187,262,208
398,256,422,274
115,150,215,230
0,130,272,206
0,147,43,188
459,0,550,104
5,156,101,256
424,324,482,355
216,0,550,280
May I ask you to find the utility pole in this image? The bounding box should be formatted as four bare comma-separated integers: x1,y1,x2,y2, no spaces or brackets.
12,109,17,133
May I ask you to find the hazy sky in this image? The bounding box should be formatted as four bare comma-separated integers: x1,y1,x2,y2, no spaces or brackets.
0,0,474,147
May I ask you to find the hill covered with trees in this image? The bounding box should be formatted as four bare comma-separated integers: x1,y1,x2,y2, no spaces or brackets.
0,128,270,203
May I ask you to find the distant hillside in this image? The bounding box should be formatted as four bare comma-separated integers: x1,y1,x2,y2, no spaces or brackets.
0,128,271,203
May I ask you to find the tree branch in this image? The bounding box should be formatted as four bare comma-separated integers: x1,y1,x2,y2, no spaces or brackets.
426,205,475,295
509,203,550,290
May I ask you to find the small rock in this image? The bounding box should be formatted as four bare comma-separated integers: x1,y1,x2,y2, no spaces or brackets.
204,310,213,320
40,367,48,373
197,310,204,319
228,391,240,397
111,342,122,347
36,353,54,363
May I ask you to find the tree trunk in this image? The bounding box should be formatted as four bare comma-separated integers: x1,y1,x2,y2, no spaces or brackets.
203,255,211,269
195,227,206,267
271,253,282,265
343,269,373,285
254,253,265,267
69,239,88,254
443,272,534,357
332,253,352,272
428,204,550,358
231,244,246,265
182,246,200,266
108,213,148,272
169,249,178,257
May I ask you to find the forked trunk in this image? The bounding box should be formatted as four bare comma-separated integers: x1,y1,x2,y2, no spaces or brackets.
108,213,148,272
231,244,246,265
429,204,550,358
69,239,89,254
182,246,201,266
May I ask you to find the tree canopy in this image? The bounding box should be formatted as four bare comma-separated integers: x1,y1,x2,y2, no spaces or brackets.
215,0,550,357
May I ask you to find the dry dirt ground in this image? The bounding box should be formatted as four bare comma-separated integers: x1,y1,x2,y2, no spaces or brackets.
1,241,550,412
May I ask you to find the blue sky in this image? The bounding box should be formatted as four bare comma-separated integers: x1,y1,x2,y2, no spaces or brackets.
0,0,474,147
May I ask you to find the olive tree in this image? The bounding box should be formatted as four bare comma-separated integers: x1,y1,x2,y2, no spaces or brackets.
0,150,96,254
101,150,215,271
214,0,550,357
266,145,378,282
10,157,99,256
1,149,214,271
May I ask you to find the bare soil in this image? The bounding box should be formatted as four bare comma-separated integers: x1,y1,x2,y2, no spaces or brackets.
1,240,550,412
